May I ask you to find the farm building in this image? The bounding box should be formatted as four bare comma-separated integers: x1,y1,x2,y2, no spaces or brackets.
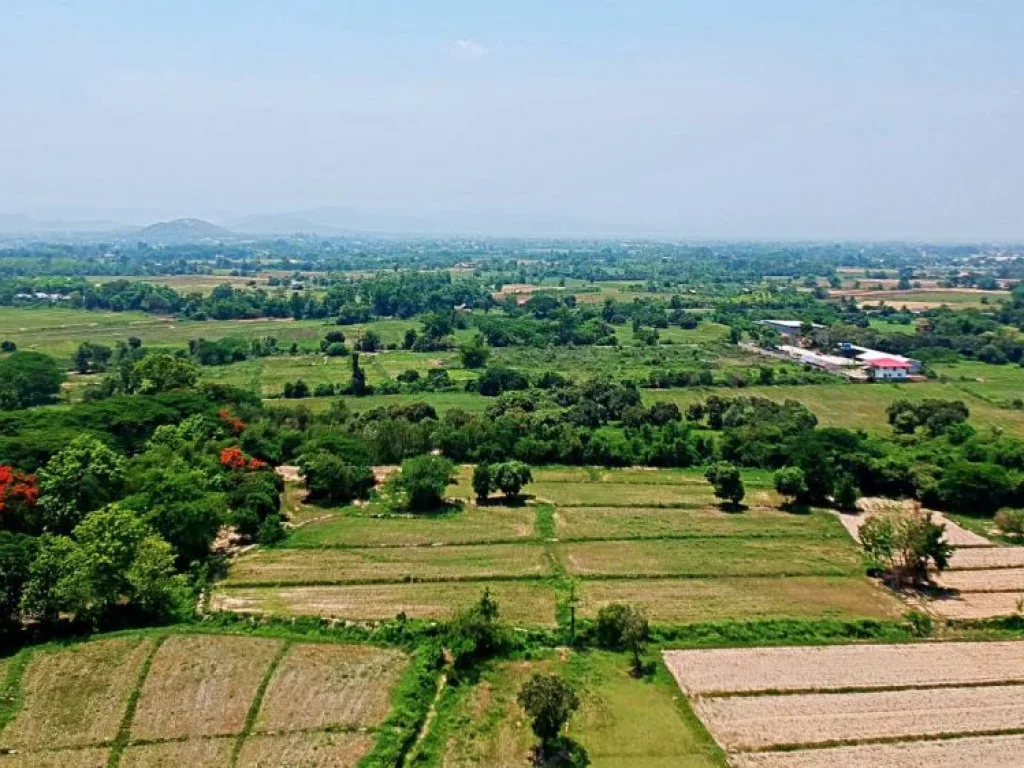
866,357,911,381
758,319,825,338
843,344,922,374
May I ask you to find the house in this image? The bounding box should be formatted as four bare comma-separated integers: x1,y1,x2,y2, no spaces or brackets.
758,320,825,339
866,357,911,381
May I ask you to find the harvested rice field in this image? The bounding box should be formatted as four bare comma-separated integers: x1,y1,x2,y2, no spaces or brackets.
120,737,235,768
236,731,375,767
665,641,1024,767
0,748,110,768
224,542,553,585
929,591,1024,620
731,734,1024,768
664,641,1024,695
949,546,1024,570
528,480,718,506
256,644,407,731
577,576,903,623
1,636,152,750
130,634,282,740
694,684,1024,750
211,580,560,626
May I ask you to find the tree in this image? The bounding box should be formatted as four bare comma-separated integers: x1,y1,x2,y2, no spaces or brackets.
0,352,64,409
773,466,809,505
472,463,493,502
447,588,508,670
0,340,15,352
860,503,951,589
299,451,375,506
518,674,580,758
934,461,1013,516
73,342,113,374
347,353,370,396
491,460,533,498
0,532,36,626
833,473,860,511
704,462,745,506
621,605,650,676
37,435,126,534
0,466,40,533
134,354,199,393
388,455,455,511
20,534,89,625
459,334,490,369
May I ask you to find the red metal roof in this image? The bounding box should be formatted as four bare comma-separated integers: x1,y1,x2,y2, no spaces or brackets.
867,358,911,368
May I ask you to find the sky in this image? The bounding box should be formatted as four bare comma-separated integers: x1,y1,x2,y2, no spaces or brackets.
1,0,1022,239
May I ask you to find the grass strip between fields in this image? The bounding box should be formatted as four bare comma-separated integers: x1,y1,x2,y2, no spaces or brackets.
229,640,291,767
107,634,168,768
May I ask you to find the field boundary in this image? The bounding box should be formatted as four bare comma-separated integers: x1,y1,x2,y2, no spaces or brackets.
229,640,291,767
108,633,168,767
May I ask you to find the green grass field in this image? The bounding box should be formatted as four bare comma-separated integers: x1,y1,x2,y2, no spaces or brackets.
214,467,902,627
646,382,1024,435
932,359,1024,403
432,651,725,767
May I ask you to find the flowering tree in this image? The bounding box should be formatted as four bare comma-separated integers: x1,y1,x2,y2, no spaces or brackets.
0,466,39,531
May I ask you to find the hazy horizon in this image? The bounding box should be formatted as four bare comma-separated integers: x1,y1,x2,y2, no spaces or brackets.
2,1,1022,240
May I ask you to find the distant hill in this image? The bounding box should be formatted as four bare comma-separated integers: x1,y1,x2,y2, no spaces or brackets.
229,213,348,236
134,218,236,244
0,214,125,234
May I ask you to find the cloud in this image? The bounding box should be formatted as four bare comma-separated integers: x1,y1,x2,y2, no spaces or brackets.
447,39,488,63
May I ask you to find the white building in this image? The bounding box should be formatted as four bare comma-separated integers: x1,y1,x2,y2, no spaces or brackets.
867,357,911,381
759,320,825,338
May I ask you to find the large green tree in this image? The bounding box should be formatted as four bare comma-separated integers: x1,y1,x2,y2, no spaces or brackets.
0,352,64,409
37,435,126,534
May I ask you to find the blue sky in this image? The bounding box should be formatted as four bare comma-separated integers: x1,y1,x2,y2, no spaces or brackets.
1,1,1022,238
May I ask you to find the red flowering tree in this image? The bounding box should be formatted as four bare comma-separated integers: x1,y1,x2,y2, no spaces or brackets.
218,408,246,435
220,447,267,472
0,466,39,531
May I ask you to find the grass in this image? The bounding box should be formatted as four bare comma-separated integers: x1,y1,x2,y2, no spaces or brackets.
432,651,726,767
285,505,536,548
576,576,904,623
211,581,560,626
224,543,554,586
0,747,112,767
560,537,865,579
932,359,1024,404
120,738,235,768
646,382,1024,435
554,507,844,541
264,391,491,414
235,732,375,767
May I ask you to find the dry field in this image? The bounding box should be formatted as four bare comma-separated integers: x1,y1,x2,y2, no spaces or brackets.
256,644,406,731
664,641,1024,694
224,543,553,585
695,684,1024,750
665,641,1024,767
236,732,375,767
731,734,1024,768
212,581,559,626
528,480,718,506
578,576,902,623
0,747,110,768
120,737,235,768
131,634,281,740
1,636,152,750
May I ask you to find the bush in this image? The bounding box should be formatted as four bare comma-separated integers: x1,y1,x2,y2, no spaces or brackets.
257,513,287,545
447,589,508,670
773,466,808,504
860,502,951,589
299,450,375,506
995,509,1024,538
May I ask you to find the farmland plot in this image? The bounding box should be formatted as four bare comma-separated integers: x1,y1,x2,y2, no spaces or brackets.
665,641,1024,767
664,641,1024,695
224,543,552,585
131,634,281,740
236,732,375,768
0,748,110,768
120,737,235,768
212,581,559,626
256,644,406,731
1,636,152,750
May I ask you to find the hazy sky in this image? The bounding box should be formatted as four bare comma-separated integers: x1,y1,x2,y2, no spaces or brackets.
2,0,1022,239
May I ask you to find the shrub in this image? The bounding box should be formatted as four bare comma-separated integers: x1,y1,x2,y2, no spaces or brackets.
995,509,1024,538
517,674,580,758
705,462,744,506
387,454,455,511
860,503,952,589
